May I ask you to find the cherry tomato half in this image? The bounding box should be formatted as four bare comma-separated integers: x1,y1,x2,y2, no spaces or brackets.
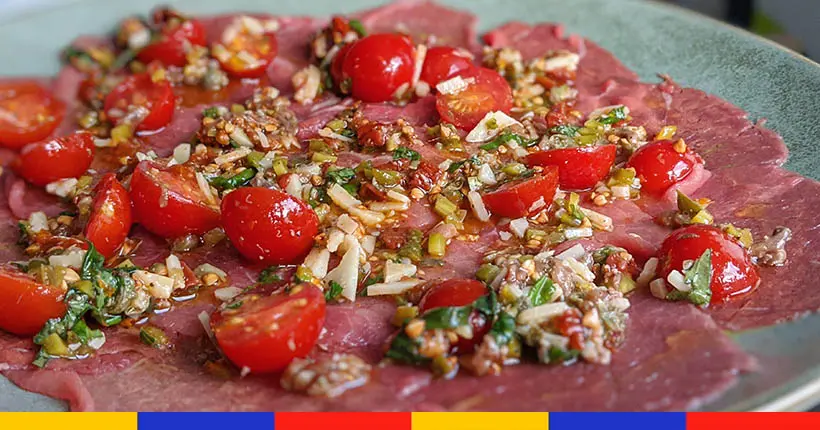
14,133,95,187
104,74,175,132
221,187,319,265
659,224,759,304
626,140,703,197
0,82,65,150
130,160,221,238
211,285,326,373
214,22,278,79
0,265,66,336
329,43,352,89
545,100,580,129
420,46,475,88
137,18,207,67
525,145,617,191
482,166,559,218
436,67,513,130
84,174,132,259
340,34,415,102
419,279,490,354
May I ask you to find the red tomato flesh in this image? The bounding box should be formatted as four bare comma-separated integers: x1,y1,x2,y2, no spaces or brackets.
14,133,95,187
0,266,66,336
137,18,207,67
436,67,513,130
211,285,326,373
130,160,220,238
0,81,65,149
84,174,132,259
220,187,319,265
419,279,490,354
482,166,560,218
659,224,759,304
421,46,475,88
104,74,175,132
626,140,703,197
215,26,278,79
525,145,617,191
340,34,415,102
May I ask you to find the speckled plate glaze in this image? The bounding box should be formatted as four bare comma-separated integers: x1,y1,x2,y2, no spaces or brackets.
1,0,819,412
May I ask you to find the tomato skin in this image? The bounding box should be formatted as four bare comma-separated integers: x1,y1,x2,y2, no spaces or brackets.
659,225,759,304
420,46,475,88
221,187,319,265
84,174,132,259
525,145,617,191
340,34,415,102
0,82,65,149
626,140,703,197
104,74,175,132
211,285,326,373
419,279,490,354
137,19,207,67
330,43,352,89
482,166,560,218
545,100,579,129
130,160,221,238
435,67,513,130
14,133,95,187
0,266,66,336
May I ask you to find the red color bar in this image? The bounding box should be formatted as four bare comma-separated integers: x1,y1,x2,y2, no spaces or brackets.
688,413,820,430
275,412,411,430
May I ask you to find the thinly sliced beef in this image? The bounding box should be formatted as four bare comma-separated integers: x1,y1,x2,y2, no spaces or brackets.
140,106,203,157
356,0,480,53
3,173,66,219
1,291,753,411
685,167,820,330
483,23,638,97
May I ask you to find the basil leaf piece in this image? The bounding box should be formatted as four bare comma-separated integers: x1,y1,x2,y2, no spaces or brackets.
325,167,357,184
258,266,282,284
422,305,472,330
490,311,516,345
684,249,713,305
549,125,581,137
324,281,344,302
480,131,524,151
527,276,555,307
393,146,420,162
598,106,627,125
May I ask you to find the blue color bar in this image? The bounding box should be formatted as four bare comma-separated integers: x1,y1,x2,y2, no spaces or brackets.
138,412,275,430
550,412,686,430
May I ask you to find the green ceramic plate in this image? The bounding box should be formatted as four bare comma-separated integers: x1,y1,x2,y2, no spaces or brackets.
1,0,819,412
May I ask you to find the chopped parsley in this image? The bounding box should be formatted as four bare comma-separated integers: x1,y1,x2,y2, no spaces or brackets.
324,281,344,302
209,168,257,190
258,266,282,284
598,106,628,125
349,19,367,37
480,131,526,151
666,249,713,306
549,124,581,137
393,146,420,162
202,106,221,119
325,167,357,184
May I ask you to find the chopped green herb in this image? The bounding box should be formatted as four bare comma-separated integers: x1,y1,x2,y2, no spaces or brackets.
683,249,712,305
258,266,282,284
202,106,221,118
550,124,581,137
324,280,344,302
393,146,420,162
397,229,424,263
349,19,367,37
139,325,169,349
325,167,357,184
480,131,524,151
421,306,472,329
226,300,243,310
490,311,516,345
527,276,555,307
209,168,257,190
548,346,580,364
598,106,628,125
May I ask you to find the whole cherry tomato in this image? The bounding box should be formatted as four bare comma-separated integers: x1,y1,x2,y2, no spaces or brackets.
0,265,66,336
482,166,559,218
130,160,221,238
220,187,319,264
525,145,617,191
658,224,759,304
626,140,703,197
0,81,65,149
84,174,132,259
211,285,326,373
436,67,512,130
420,46,475,88
340,34,415,102
104,74,175,132
419,279,490,354
14,133,95,187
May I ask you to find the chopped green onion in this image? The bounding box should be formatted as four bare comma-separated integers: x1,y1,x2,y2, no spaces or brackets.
372,169,402,186
272,158,289,176
476,263,501,283
311,152,338,163
428,232,447,258
434,196,458,218
139,325,169,348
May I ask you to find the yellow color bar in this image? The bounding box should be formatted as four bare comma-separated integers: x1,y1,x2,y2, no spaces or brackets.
0,413,137,430
412,412,549,430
